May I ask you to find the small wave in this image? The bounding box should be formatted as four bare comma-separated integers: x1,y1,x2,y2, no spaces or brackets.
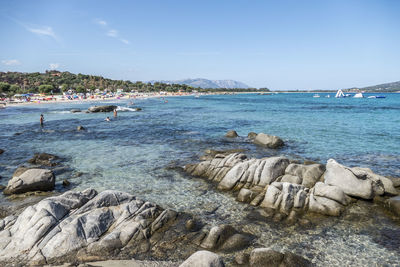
116,106,139,112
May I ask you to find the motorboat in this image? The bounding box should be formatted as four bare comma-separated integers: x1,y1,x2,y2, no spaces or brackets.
368,95,386,99
313,94,320,98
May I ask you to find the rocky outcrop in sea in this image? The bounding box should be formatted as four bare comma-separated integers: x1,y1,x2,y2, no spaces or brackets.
185,152,399,218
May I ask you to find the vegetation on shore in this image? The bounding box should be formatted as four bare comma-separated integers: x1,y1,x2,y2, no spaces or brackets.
0,70,262,96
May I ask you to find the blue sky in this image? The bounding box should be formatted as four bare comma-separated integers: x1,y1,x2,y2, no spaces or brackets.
0,0,399,90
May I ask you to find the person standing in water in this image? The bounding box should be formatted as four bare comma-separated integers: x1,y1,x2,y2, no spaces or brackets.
40,114,44,127
113,109,117,117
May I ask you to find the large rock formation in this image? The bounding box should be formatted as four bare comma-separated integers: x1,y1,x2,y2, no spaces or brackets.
185,153,398,218
253,133,284,149
3,168,55,195
88,105,117,113
0,189,252,266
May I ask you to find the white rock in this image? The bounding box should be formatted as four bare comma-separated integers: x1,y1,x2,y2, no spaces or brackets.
179,250,225,267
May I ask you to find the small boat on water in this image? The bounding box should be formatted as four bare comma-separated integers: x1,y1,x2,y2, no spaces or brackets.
353,93,364,98
313,94,320,98
368,95,386,99
325,95,330,98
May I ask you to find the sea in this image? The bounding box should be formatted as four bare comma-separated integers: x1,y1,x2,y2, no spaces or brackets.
0,93,399,266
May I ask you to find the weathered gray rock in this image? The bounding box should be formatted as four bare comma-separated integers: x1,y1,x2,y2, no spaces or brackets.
0,189,194,265
179,250,225,267
3,168,55,195
218,156,289,190
308,193,344,216
88,105,117,113
285,163,325,188
260,182,308,214
313,182,348,205
324,159,397,199
28,153,59,166
249,248,311,267
280,174,302,184
237,188,257,203
225,130,238,138
253,133,284,149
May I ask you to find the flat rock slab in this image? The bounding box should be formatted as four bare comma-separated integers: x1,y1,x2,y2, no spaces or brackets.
3,168,55,195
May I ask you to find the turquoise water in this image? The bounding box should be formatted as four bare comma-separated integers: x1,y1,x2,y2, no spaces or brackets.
0,93,400,265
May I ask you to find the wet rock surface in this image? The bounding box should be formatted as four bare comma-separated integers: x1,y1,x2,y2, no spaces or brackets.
28,153,60,167
253,133,284,149
225,130,239,138
249,248,311,267
88,105,117,113
180,250,225,267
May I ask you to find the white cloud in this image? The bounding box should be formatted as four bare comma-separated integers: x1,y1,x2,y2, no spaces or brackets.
27,26,57,39
2,59,21,66
107,29,118,37
49,63,60,69
120,39,130,45
95,19,107,26
94,18,130,45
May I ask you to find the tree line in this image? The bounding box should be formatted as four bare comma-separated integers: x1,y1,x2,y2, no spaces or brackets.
0,70,262,96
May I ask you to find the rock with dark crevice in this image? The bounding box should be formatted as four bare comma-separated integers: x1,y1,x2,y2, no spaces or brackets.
225,130,239,138
28,153,60,167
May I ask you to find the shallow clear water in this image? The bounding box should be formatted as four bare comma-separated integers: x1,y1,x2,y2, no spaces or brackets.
0,93,399,266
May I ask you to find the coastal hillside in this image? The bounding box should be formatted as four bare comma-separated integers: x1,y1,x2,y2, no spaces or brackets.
359,80,400,92
0,71,197,95
150,78,250,89
347,80,400,92
0,71,258,96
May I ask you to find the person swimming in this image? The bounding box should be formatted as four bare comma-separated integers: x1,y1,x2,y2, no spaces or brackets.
40,114,44,126
105,117,111,121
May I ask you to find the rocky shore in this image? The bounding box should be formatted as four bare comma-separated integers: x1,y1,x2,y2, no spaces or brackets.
1,132,400,266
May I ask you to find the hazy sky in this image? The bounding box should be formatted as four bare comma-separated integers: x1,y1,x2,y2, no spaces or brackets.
0,0,399,90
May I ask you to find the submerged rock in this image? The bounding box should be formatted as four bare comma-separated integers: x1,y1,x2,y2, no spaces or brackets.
180,250,225,267
200,225,253,252
249,248,311,267
70,109,81,113
28,153,59,167
88,105,117,113
253,133,284,149
0,149,4,155
225,130,239,138
387,196,400,216
3,168,55,195
77,125,85,131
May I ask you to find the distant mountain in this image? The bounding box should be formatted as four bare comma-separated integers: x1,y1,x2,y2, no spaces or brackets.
150,78,250,89
349,81,400,92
